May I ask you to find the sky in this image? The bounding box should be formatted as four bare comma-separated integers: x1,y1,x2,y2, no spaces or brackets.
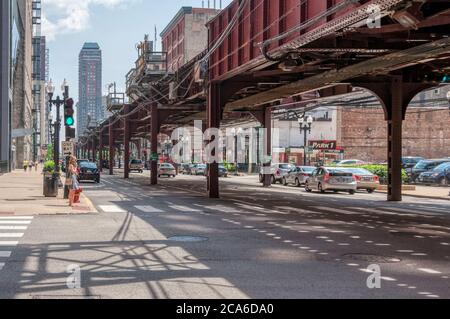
42,0,233,102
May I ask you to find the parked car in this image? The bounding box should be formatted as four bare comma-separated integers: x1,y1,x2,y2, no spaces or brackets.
158,163,176,178
129,159,144,173
402,157,424,169
336,159,366,166
78,162,100,183
337,167,380,193
282,166,316,187
409,159,450,183
305,167,357,194
259,163,296,184
418,162,450,186
77,159,89,166
191,164,207,176
219,165,229,178
179,164,193,175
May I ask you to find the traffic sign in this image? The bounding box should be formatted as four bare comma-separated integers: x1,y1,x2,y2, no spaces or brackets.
62,142,74,157
151,153,159,161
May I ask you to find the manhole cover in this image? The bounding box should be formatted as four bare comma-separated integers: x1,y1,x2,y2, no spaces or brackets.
168,236,208,243
343,254,401,263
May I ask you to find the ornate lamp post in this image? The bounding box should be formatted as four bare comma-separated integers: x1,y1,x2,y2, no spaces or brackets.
298,116,314,166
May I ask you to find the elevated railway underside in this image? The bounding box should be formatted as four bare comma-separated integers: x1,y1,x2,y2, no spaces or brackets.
78,0,450,201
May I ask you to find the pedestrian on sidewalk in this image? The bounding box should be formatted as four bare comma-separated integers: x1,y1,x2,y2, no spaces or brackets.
68,156,82,207
23,160,29,172
28,161,34,172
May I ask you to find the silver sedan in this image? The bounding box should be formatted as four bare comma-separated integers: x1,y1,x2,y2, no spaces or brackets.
283,166,316,187
305,167,357,195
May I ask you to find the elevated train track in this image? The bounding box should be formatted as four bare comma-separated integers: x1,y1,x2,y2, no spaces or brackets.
79,0,450,201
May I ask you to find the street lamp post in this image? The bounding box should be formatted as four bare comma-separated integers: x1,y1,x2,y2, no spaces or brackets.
46,79,69,178
298,116,314,166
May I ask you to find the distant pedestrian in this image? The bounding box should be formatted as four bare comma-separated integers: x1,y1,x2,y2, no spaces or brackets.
28,161,34,172
35,161,38,171
23,160,29,172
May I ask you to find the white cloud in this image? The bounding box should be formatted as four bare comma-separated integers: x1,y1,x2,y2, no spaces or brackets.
42,0,134,41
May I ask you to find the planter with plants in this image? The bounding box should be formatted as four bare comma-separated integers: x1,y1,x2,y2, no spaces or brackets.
43,160,59,197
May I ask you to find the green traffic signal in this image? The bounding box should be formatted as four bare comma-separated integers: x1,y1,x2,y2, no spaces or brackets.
64,98,75,127
65,116,75,126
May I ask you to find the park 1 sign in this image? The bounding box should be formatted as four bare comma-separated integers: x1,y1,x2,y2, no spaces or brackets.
309,140,337,151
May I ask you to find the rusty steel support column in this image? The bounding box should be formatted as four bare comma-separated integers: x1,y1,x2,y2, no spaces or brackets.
99,131,104,173
208,83,221,199
92,138,97,163
109,121,114,176
387,77,403,202
124,106,131,179
249,108,272,187
151,104,159,186
263,108,272,187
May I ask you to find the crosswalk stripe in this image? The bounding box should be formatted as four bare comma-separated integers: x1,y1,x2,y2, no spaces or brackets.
0,233,24,238
0,221,31,225
99,205,127,213
135,206,164,213
0,251,12,258
169,205,201,212
0,217,33,220
0,262,5,270
0,241,19,246
0,226,27,230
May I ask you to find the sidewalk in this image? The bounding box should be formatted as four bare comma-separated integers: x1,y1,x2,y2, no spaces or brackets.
0,170,97,216
377,185,450,201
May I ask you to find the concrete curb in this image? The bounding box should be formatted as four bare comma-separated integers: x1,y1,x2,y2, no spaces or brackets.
79,193,98,214
376,191,450,201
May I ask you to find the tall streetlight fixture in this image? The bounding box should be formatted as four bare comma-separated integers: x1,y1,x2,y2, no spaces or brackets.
46,79,68,175
298,116,314,166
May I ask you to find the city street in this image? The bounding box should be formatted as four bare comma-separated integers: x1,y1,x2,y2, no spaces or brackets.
0,172,449,299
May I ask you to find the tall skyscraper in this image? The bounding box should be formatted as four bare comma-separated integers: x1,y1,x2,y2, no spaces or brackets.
78,42,102,137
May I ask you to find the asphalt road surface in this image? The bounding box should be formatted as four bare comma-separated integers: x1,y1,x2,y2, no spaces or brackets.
1,173,449,299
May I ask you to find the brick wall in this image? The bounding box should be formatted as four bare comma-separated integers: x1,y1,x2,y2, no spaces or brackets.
337,107,450,162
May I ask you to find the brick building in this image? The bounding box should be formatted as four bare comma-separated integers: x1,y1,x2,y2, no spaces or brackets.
161,7,220,73
337,107,450,162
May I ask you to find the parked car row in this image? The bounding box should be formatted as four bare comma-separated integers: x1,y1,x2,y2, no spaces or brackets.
408,158,450,185
180,164,229,178
260,163,381,195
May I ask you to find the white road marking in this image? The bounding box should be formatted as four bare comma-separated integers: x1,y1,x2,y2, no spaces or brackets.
0,262,5,270
0,241,19,246
315,207,361,215
0,221,31,225
170,205,201,212
99,205,127,213
418,268,442,275
0,251,12,258
0,233,24,238
135,205,164,213
0,226,27,230
0,217,33,220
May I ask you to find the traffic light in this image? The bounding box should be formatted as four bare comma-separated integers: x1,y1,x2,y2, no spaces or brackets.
443,74,450,83
64,98,75,127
